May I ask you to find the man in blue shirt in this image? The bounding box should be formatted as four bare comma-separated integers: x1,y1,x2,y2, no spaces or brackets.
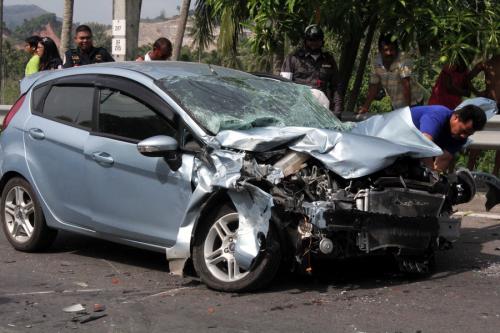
411,104,486,172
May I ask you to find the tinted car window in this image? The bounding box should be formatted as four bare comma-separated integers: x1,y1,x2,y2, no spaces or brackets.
32,84,51,114
42,86,94,129
98,88,176,141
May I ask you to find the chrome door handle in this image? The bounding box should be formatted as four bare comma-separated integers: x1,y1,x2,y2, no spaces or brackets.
28,128,45,140
92,152,114,166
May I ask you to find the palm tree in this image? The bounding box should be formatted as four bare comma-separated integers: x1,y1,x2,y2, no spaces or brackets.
60,0,74,57
172,0,191,60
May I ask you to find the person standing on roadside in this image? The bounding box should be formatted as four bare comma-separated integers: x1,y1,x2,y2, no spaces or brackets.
428,59,471,110
63,25,114,68
136,37,173,61
468,54,500,110
280,24,343,115
37,37,63,71
24,36,41,76
359,34,423,114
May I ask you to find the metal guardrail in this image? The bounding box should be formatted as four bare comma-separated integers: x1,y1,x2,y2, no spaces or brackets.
468,115,500,149
0,105,11,123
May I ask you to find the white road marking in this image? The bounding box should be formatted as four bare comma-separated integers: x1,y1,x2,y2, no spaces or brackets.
139,287,194,300
3,289,103,297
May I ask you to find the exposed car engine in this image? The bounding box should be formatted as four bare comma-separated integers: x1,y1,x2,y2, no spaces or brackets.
242,150,476,274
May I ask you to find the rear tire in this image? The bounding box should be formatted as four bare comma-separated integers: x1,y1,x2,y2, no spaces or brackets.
193,203,281,292
1,177,57,252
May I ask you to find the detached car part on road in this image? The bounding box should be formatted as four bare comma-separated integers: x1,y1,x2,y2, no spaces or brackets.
0,62,495,292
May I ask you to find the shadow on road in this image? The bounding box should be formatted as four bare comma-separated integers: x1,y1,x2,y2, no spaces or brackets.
39,220,500,293
47,231,169,273
260,222,500,294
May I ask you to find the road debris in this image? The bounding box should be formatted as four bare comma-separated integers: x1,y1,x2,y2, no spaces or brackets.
74,282,88,288
63,304,86,313
93,303,106,312
79,313,107,324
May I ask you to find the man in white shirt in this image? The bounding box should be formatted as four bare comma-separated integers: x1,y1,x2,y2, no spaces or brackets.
136,37,172,61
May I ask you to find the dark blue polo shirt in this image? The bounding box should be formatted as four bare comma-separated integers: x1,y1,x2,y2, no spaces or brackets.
410,105,466,154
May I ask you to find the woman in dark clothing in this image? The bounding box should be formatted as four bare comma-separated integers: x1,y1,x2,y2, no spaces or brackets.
36,37,62,71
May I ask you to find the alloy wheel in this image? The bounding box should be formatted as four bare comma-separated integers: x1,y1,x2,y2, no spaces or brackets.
203,213,250,282
4,185,35,243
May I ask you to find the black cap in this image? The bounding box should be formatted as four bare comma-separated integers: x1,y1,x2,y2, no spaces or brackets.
304,24,324,41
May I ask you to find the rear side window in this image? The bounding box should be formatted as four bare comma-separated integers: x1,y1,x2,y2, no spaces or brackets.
43,86,94,129
32,84,51,114
98,88,176,141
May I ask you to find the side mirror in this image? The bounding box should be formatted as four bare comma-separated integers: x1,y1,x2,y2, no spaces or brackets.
138,135,182,171
137,135,178,157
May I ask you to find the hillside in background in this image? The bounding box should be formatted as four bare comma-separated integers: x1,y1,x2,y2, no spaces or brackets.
4,5,52,30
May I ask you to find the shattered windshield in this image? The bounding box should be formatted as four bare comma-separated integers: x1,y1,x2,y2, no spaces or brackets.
159,75,349,135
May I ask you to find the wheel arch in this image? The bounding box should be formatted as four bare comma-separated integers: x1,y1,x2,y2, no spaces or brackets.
0,171,28,195
189,189,288,255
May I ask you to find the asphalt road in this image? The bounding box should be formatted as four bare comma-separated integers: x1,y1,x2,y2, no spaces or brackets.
1,195,499,333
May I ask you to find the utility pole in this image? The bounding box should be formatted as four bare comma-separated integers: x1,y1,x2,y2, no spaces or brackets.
112,0,142,61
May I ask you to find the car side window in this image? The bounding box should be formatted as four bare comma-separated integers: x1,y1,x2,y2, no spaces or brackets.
42,86,94,129
32,84,51,114
98,88,177,141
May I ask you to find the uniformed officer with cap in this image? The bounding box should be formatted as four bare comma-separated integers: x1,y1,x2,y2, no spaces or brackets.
280,24,343,115
63,25,114,68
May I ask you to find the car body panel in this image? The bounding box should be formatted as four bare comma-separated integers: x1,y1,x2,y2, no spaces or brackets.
84,134,194,246
24,114,92,228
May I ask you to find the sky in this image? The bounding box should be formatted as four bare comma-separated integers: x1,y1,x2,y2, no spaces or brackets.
4,0,193,24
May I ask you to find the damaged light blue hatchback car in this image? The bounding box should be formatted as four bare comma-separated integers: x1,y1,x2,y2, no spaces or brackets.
0,62,481,292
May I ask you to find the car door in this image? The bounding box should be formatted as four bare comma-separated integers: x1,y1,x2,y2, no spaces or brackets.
24,79,95,228
84,77,193,247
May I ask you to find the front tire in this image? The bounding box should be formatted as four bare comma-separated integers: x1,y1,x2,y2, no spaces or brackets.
1,177,57,252
193,203,281,292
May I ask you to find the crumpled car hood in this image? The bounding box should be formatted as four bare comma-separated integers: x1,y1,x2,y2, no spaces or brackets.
215,107,441,179
166,97,498,275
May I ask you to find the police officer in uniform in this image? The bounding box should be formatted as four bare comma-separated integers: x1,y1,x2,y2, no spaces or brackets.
281,25,342,115
63,25,114,68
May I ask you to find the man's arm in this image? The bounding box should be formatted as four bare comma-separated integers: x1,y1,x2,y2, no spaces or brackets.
280,55,294,80
62,50,73,68
434,151,454,172
420,130,454,172
401,77,411,106
330,58,343,114
103,49,115,62
467,61,485,96
358,83,380,114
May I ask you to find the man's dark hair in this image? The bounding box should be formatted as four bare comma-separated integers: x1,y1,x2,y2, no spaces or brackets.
25,36,41,48
455,105,487,131
153,37,172,52
378,34,398,51
75,24,92,35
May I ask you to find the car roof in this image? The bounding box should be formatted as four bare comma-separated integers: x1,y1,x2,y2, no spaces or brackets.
21,61,254,94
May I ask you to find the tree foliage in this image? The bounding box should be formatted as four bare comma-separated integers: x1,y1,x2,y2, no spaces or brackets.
192,0,499,112
13,13,62,39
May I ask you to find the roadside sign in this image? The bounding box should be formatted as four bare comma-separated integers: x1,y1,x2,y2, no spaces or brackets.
112,38,126,55
112,19,126,36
